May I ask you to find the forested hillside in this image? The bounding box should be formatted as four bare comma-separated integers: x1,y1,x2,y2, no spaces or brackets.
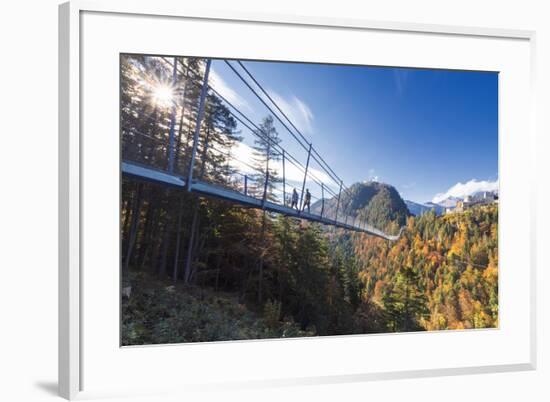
122,179,363,344
122,177,498,344
351,204,498,332
312,181,409,234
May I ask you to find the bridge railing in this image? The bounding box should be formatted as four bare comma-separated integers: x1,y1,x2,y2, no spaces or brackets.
120,55,397,236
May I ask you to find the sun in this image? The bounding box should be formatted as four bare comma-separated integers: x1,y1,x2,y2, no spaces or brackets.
151,83,174,108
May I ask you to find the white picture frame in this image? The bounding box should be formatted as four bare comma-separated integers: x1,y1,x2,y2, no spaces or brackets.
59,1,537,400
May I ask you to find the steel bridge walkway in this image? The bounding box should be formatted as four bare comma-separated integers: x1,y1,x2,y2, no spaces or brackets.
122,161,402,241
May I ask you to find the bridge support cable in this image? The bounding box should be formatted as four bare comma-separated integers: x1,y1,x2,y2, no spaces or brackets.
262,137,271,208
154,57,345,198
208,84,340,200
199,127,211,180
224,60,342,195
208,86,287,162
321,184,325,219
335,180,343,224
236,60,346,189
299,143,313,212
282,150,286,206
224,61,309,152
187,58,212,191
311,148,342,189
237,61,311,146
167,57,178,173
121,161,402,241
123,56,402,241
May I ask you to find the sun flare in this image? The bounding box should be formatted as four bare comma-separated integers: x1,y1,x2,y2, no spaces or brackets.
151,84,174,108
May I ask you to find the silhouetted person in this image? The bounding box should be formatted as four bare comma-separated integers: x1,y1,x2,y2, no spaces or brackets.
303,189,311,213
291,188,299,210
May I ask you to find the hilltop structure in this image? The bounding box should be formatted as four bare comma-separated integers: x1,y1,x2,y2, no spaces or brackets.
446,191,498,214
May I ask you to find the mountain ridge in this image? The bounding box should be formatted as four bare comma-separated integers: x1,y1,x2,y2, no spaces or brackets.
405,189,499,216
311,181,409,231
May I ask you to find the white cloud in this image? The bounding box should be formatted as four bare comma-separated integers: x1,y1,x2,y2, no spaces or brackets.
228,142,256,174
278,161,332,185
432,179,499,204
270,91,315,135
209,69,251,112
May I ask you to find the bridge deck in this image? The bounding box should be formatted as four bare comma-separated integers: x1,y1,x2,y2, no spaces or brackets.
122,161,401,241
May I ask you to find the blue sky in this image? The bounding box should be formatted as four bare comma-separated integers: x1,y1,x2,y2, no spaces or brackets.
209,58,498,204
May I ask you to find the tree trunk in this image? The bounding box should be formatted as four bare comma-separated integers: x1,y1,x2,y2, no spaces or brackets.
150,212,165,275
121,197,133,253
172,195,185,282
121,198,130,239
145,107,160,163
123,182,143,273
135,200,154,270
140,206,160,271
257,210,267,304
183,201,200,284
190,225,208,285
174,61,190,172
199,128,210,180
159,217,173,278
183,121,194,169
214,253,222,291
182,126,210,285
240,259,253,304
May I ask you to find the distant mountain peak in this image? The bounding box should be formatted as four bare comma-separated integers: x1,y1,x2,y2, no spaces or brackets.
311,181,409,231
405,200,445,216
435,197,461,208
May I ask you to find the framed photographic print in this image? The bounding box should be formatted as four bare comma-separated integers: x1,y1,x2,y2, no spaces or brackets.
59,1,536,400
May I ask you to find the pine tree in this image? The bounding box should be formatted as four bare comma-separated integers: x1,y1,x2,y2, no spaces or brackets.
252,116,282,203
383,266,428,332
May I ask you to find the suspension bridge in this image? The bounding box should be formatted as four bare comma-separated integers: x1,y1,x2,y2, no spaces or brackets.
121,57,403,241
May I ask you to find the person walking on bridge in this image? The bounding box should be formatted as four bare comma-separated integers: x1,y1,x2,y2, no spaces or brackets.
291,188,299,210
303,189,311,213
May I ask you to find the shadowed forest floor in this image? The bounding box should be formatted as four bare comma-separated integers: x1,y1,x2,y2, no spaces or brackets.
121,270,314,345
